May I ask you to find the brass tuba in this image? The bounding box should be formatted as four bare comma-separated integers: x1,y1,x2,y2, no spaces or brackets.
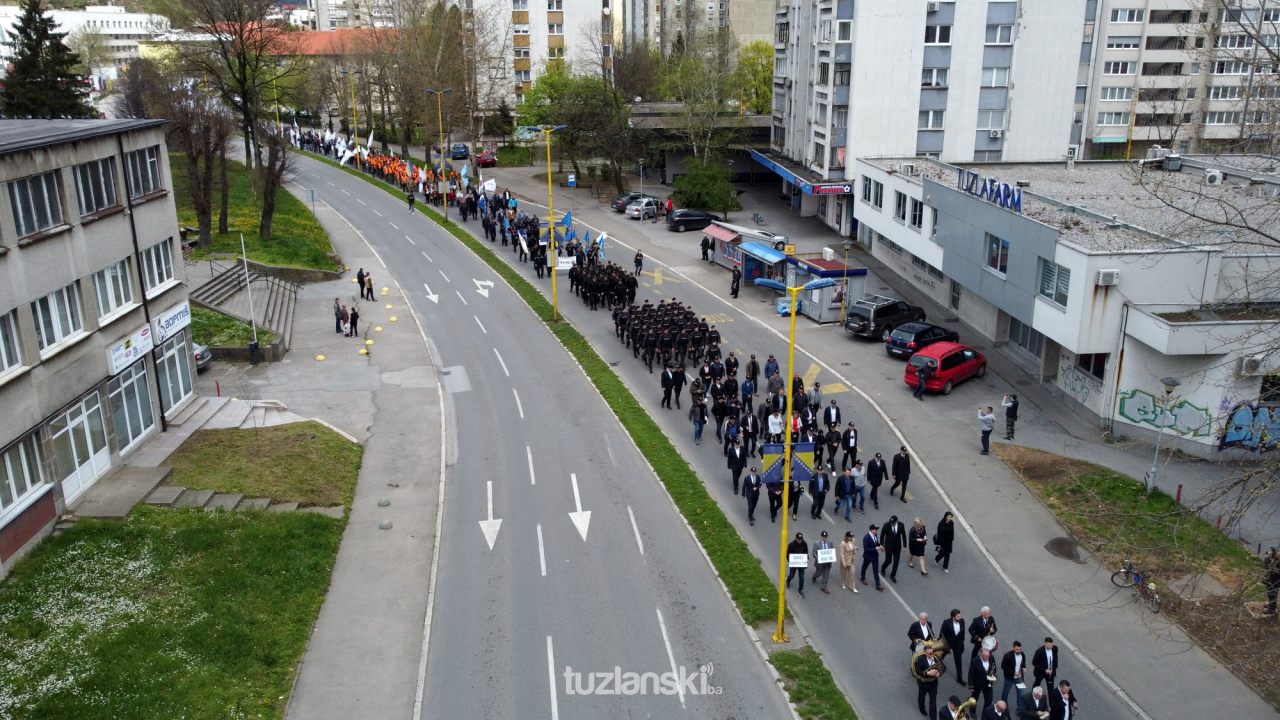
908,636,952,681
954,697,978,719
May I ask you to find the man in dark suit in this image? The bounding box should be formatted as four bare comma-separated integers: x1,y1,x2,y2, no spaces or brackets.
940,609,967,682
742,468,762,525
840,422,858,469
982,700,1011,720
938,695,963,720
880,515,907,583
1031,637,1058,690
1019,686,1050,720
907,612,935,652
808,468,829,519
1001,641,1027,716
865,452,887,509
727,439,747,494
740,411,760,457
660,365,675,408
969,606,998,659
890,445,911,501
671,365,686,409
968,647,996,715
1047,680,1077,720
859,525,884,591
822,399,841,429
915,645,942,720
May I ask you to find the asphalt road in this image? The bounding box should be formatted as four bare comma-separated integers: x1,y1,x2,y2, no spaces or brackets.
288,154,793,719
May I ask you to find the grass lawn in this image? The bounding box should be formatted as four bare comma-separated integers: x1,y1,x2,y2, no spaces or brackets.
190,306,276,348
171,153,337,271
0,506,343,720
770,648,858,720
164,421,362,508
495,145,532,166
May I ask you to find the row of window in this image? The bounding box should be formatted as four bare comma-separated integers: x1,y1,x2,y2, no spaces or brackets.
923,24,1014,46
511,23,562,35
4,146,160,242
0,241,174,377
1097,110,1270,126
919,67,1009,89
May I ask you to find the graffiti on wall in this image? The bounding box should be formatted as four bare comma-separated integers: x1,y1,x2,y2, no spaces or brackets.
1059,363,1103,406
1217,401,1280,452
1116,389,1213,437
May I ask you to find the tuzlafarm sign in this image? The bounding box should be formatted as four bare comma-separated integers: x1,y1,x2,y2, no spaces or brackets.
957,169,1023,214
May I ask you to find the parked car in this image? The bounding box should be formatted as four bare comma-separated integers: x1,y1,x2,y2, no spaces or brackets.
666,208,717,233
626,197,661,220
476,150,497,168
903,341,986,395
611,191,657,213
193,342,213,371
843,294,926,341
885,322,960,359
514,125,542,142
450,143,470,160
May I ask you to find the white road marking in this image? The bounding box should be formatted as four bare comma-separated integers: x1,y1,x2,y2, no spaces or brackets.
341,188,351,196
655,608,685,708
627,506,645,555
390,222,400,230
357,198,367,205
420,248,431,261
325,180,335,186
478,480,502,551
546,636,559,720
456,290,469,305
493,347,509,376
537,523,547,577
439,269,450,283
422,282,439,304
513,388,524,418
372,208,383,217
407,236,416,246
526,445,536,485
474,315,487,334
568,473,591,541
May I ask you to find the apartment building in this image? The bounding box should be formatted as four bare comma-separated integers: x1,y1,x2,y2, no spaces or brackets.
764,1,1085,237
0,5,169,89
851,153,1280,454
0,120,194,580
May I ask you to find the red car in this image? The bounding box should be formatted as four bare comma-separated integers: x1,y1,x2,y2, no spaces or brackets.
476,151,497,168
903,341,986,395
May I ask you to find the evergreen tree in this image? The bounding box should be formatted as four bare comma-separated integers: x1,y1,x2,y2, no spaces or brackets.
1,0,95,119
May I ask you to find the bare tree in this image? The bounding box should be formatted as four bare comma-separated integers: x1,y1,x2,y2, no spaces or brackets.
1190,1,1280,154
660,28,743,162
256,121,293,240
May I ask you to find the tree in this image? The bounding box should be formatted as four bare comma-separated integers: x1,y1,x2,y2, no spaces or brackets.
115,57,165,119
0,0,95,118
1190,2,1280,154
256,121,292,241
660,28,743,162
612,42,661,102
674,158,740,218
65,25,111,81
735,40,773,115
484,98,514,136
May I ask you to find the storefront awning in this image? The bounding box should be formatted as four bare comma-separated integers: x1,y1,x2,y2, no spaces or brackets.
1091,136,1129,144
703,223,740,243
740,241,787,265
749,149,805,187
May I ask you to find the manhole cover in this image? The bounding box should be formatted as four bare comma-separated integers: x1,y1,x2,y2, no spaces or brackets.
1045,536,1084,563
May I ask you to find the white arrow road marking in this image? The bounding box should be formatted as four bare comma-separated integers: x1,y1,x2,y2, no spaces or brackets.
439,269,450,283
628,506,644,556
527,445,536,485
493,347,509,377
656,609,685,708
473,278,495,297
422,283,439,304
568,473,591,542
537,523,547,577
420,249,432,262
478,480,502,551
474,315,487,334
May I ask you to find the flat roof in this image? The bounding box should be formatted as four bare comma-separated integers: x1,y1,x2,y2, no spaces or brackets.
0,119,165,158
862,156,1280,255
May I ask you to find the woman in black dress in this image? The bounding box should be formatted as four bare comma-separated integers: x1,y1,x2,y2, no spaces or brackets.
934,511,955,572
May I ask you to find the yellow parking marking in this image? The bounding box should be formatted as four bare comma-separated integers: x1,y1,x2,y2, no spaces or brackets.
641,267,664,285
802,362,821,387
823,383,849,394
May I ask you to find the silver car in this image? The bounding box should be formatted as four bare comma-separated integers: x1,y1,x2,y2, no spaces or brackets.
626,198,660,221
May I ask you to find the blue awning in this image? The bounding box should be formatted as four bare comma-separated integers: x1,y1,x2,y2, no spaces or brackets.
749,149,805,187
740,241,787,265
1091,136,1128,144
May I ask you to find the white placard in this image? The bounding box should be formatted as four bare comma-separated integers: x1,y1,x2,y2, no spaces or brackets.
152,300,192,344
788,553,808,569
816,548,836,564
106,323,154,374
556,257,575,271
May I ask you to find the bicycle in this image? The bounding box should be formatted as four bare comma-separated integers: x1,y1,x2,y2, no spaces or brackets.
1111,559,1161,613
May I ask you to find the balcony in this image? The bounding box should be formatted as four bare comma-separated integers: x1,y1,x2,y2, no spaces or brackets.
1127,305,1280,355
1150,10,1192,24
1141,62,1185,77
1145,36,1187,51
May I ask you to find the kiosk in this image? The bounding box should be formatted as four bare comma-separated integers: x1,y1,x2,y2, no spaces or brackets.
785,256,868,323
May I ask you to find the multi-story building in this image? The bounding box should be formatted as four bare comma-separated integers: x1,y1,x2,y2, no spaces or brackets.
850,152,1280,454
0,120,195,580
764,1,1085,237
0,4,169,89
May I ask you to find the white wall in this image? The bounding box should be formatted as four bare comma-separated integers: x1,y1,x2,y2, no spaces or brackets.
1004,0,1086,161
846,3,922,159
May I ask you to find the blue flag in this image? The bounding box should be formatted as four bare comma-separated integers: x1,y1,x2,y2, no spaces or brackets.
558,210,572,229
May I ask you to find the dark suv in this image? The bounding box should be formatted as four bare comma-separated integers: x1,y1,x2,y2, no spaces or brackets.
843,295,926,341
885,322,958,358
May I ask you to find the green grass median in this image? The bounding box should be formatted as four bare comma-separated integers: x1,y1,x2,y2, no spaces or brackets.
190,305,277,348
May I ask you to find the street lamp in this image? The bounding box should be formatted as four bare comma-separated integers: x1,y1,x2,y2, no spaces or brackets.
1145,376,1181,494
543,124,569,321
755,275,836,644
638,157,645,197
426,87,453,222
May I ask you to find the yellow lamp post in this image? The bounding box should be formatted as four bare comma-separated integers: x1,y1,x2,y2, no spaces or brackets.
426,87,453,222
543,124,568,321
754,276,835,644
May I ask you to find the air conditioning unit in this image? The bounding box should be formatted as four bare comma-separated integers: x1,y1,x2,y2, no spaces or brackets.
1095,269,1120,286
927,1,939,12
822,247,836,261
1066,144,1080,160
897,162,919,176
1238,353,1266,377
989,129,1003,139
1204,169,1224,186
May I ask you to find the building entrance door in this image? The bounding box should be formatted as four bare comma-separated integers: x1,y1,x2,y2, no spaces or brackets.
51,393,111,504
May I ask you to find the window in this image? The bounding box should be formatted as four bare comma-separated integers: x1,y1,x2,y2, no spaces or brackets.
861,177,884,209
548,23,563,34
1077,352,1108,380
1008,317,1044,358
837,20,851,41
514,24,530,34
155,333,193,412
1210,86,1244,100
514,47,530,58
31,282,84,351
124,146,161,198
0,310,20,374
548,47,565,59
981,67,1009,87
924,25,951,45
1214,61,1250,75
1217,34,1254,49
833,64,850,85
818,62,830,84
547,0,562,8
832,107,848,127
512,0,528,8
919,110,945,129
977,110,1005,129
985,232,1009,274
861,176,872,202
108,360,154,451
921,67,948,87
894,190,908,222
909,198,924,229
985,24,1013,44
1,434,46,517
75,157,118,216
882,237,903,254
9,170,65,237
141,240,174,294
1104,61,1135,75
1205,110,1242,124
1100,86,1135,101
1189,62,1201,75
1110,8,1144,23
92,259,135,319
1097,111,1131,125
1106,36,1140,49
1038,259,1070,306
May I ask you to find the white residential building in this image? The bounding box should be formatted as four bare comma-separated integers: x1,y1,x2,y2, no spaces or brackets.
0,5,169,88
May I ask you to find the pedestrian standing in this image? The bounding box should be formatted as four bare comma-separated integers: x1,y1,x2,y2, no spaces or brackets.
908,517,929,575
356,268,366,292
727,438,746,494
866,452,886,509
881,514,906,583
660,364,675,409
913,361,932,399
730,267,742,298
340,304,350,335
742,468,762,525
851,460,866,513
859,524,884,591
838,531,858,592
672,365,686,409
890,446,911,502
808,467,829,519
407,190,416,213
840,422,858,469
364,273,375,301
785,532,808,597
788,477,804,521
333,297,343,334
634,249,644,276
1002,393,1019,440
978,406,996,455
689,400,708,445
811,530,834,594
767,478,784,523
700,235,712,262
348,306,360,337
934,511,955,572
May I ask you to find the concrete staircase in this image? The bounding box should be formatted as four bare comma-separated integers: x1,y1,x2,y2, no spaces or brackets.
142,485,343,517
190,264,300,350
